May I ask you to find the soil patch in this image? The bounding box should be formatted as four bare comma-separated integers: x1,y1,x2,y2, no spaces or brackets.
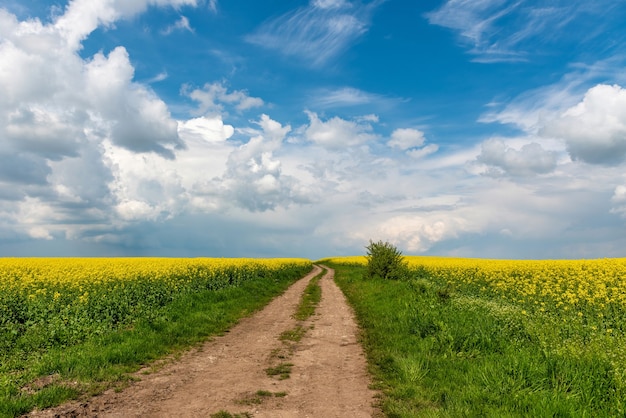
26,265,380,417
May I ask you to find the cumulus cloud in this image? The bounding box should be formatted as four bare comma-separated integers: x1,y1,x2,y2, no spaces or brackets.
4,107,84,160
541,84,626,165
387,128,438,159
476,138,558,177
110,157,188,223
85,47,183,158
55,0,198,49
305,111,378,149
105,116,237,222
388,128,425,150
0,0,198,242
0,3,186,161
0,153,50,185
480,70,626,166
377,214,474,252
610,185,626,217
205,115,312,212
3,1,625,260
177,116,235,143
184,82,264,116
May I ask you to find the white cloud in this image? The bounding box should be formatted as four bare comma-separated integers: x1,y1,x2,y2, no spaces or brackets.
245,1,376,67
55,0,198,49
106,116,236,219
425,0,525,61
177,116,235,143
0,1,198,241
185,82,264,116
476,138,558,177
147,71,168,83
210,115,312,212
336,202,449,252
541,84,626,165
97,113,311,224
425,0,617,62
161,15,194,35
85,47,183,158
388,128,425,150
304,111,378,149
28,226,53,240
2,1,626,260
481,57,626,134
116,200,160,221
0,4,187,161
4,106,84,160
613,185,626,203
407,144,439,159
480,61,626,166
313,0,349,9
611,185,626,217
356,114,379,123
313,87,377,107
387,128,439,159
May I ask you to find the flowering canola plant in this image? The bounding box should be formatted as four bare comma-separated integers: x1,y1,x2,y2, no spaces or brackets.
325,255,626,330
325,255,626,413
0,257,311,351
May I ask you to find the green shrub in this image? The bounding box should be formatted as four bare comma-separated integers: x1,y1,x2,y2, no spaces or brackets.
365,240,409,280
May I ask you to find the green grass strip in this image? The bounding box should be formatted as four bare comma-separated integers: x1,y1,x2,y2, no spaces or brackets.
293,266,324,321
264,362,294,380
0,268,309,418
330,263,626,418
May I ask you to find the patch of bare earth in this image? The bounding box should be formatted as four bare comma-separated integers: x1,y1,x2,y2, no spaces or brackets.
26,265,380,417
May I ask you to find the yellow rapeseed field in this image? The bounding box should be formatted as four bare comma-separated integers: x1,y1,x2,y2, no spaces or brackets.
325,255,626,331
0,257,311,297
326,255,626,414
0,257,311,349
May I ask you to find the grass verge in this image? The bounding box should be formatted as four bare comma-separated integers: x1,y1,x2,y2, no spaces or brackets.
330,262,625,417
0,269,309,418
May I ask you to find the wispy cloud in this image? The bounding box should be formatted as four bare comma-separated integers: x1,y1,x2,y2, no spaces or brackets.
309,86,407,114
245,0,382,67
425,0,619,62
310,87,391,109
161,15,194,35
478,57,626,166
146,72,168,83
480,57,626,134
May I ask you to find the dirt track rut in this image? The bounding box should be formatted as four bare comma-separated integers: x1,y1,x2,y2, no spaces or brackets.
27,265,379,417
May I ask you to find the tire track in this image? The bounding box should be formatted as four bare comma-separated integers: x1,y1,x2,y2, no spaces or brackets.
27,265,379,417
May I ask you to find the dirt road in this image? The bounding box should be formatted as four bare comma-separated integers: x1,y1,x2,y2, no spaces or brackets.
27,265,379,417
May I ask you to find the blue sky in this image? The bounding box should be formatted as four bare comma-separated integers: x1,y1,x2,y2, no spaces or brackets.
1,0,626,259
